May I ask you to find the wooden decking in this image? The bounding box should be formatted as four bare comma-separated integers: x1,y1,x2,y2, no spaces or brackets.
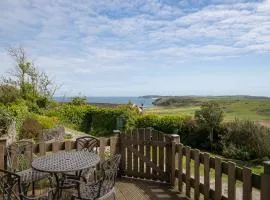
115,177,188,200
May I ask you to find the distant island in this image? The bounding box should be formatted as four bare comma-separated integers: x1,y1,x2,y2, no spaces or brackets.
152,95,270,107
139,95,163,98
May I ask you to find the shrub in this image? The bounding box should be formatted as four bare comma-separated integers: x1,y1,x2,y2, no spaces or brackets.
70,96,88,105
33,115,59,129
19,118,42,140
0,84,20,105
0,110,13,137
45,104,139,136
4,100,31,132
45,104,91,130
136,114,188,133
220,119,270,160
136,114,160,128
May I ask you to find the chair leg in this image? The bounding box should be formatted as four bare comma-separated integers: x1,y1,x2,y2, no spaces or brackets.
32,182,35,196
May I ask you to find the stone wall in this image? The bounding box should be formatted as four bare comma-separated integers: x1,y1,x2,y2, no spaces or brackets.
39,126,65,142
0,121,16,169
0,121,16,146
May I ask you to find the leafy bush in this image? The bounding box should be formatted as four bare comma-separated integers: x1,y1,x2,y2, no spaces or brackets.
136,114,160,128
19,118,42,140
220,119,270,160
33,115,59,129
0,84,20,105
70,96,88,105
136,114,189,133
0,110,13,137
3,100,31,132
45,104,139,136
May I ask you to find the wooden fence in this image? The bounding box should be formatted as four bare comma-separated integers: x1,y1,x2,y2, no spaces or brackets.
120,128,270,200
0,134,120,171
1,128,270,200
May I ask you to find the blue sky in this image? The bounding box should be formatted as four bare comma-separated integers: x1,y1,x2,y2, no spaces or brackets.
0,0,270,97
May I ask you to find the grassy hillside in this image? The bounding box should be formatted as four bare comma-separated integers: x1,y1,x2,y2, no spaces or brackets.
147,96,270,123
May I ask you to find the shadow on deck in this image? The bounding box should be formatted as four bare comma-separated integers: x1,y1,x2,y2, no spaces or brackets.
115,177,188,200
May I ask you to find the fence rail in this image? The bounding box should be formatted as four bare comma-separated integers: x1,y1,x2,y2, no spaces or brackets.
0,128,270,200
174,144,262,200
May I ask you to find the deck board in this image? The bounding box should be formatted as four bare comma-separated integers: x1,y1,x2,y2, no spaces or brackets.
0,177,188,200
115,177,189,200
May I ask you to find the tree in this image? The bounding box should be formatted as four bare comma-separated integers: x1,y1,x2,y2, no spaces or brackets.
195,102,224,150
1,46,57,107
71,96,88,105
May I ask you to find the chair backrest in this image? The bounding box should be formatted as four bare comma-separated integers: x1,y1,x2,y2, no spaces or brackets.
98,154,121,197
6,140,33,172
0,169,53,200
0,169,21,200
76,136,99,153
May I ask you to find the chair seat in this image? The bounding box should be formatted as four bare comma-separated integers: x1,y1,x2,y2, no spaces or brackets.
64,167,95,180
20,189,55,200
76,182,114,200
17,168,50,184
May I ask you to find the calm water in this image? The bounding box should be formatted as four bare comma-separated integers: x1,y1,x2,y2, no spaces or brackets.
54,96,156,107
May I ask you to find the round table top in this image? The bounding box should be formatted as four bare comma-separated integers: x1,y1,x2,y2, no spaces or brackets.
32,151,100,173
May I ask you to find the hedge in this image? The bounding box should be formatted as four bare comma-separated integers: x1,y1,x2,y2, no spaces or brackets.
45,104,139,136
136,114,191,133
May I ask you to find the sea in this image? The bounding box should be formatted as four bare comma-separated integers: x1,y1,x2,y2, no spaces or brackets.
54,96,156,107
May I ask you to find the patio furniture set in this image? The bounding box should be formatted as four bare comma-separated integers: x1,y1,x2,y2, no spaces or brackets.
0,136,121,200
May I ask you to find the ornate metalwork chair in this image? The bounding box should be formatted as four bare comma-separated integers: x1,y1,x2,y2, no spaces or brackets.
72,154,121,200
64,136,99,182
6,140,50,194
0,169,54,200
76,136,99,153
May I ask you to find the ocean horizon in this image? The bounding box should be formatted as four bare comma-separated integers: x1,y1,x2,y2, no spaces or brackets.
54,96,155,107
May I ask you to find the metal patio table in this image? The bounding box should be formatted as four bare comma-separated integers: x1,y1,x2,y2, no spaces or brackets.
32,151,100,199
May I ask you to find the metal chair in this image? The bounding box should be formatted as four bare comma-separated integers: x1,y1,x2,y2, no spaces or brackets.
64,136,99,183
76,136,99,153
72,154,121,200
0,169,54,200
6,140,51,194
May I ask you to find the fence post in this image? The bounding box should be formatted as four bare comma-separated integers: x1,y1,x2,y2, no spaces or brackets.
170,134,180,186
261,161,270,200
99,137,106,164
0,138,7,170
111,130,120,155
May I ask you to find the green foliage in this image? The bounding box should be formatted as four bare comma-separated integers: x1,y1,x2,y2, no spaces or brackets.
19,118,42,140
3,100,31,132
220,119,270,160
195,102,224,130
45,104,139,136
0,110,13,137
136,114,160,128
2,47,56,111
64,133,73,140
195,102,224,143
45,104,91,130
149,96,270,121
36,96,51,109
70,96,88,105
32,115,59,129
136,114,189,133
153,97,201,107
0,84,20,105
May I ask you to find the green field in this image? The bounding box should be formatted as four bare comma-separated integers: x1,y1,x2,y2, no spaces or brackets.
146,96,270,126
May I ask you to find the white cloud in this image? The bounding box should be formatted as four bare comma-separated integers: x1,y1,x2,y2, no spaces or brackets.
0,0,270,95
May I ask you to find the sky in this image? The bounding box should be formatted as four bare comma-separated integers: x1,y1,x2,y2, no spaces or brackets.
0,0,270,97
